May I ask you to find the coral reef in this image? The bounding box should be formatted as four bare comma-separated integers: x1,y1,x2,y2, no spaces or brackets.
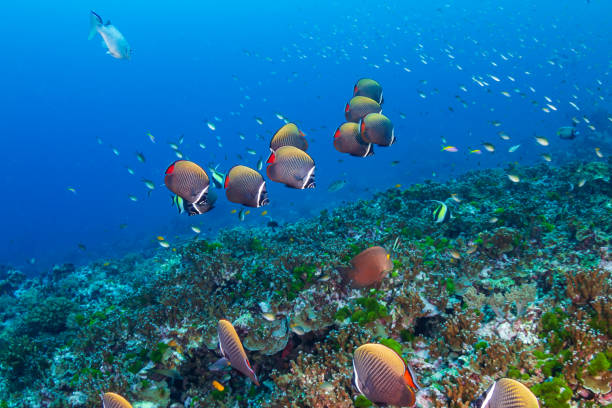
0,160,610,407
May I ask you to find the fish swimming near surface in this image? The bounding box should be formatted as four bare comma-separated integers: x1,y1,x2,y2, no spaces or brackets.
269,123,308,154
353,78,384,105
224,165,269,208
88,11,131,60
345,96,382,123
359,113,395,146
557,126,578,140
101,392,132,408
431,200,450,223
352,343,421,407
471,378,539,408
333,122,373,157
267,146,315,189
164,160,212,215
345,246,393,288
211,319,259,386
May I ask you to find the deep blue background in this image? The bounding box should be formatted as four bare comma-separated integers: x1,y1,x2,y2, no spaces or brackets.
0,0,609,273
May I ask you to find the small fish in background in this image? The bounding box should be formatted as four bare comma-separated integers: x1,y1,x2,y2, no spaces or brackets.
78,243,87,251
352,343,420,407
541,153,552,162
67,187,77,194
469,149,482,154
471,378,538,408
507,174,520,183
442,145,458,152
345,96,382,123
128,194,138,202
327,180,346,192
136,152,146,163
534,136,549,146
224,165,269,208
595,147,603,158
142,179,155,191
164,160,212,215
344,246,393,289
353,78,384,105
101,392,133,408
359,113,395,146
508,144,521,153
267,146,316,189
191,226,201,234
208,164,226,189
246,148,257,155
211,319,259,386
238,209,246,221
431,200,450,223
255,117,264,125
269,123,308,154
557,126,578,140
256,157,263,171
333,122,373,157
206,121,216,131
171,194,185,214
483,142,495,152
147,132,156,143
212,380,224,392
88,11,131,60
497,131,510,140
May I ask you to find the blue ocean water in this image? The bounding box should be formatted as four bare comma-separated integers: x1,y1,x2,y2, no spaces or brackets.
0,0,609,274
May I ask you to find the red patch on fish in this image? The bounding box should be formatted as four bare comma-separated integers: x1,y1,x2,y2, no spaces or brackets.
360,120,365,135
334,128,341,138
403,368,418,390
224,174,230,188
165,163,175,174
266,153,276,163
345,103,350,113
353,84,358,95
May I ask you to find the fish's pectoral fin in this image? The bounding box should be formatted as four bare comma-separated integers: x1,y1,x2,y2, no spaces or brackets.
209,357,230,371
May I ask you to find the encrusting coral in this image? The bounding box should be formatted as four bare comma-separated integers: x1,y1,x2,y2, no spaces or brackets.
0,160,610,407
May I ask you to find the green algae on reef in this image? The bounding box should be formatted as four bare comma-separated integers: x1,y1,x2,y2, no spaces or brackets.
0,160,610,407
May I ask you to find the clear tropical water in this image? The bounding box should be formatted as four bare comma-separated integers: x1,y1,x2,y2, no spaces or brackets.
0,0,609,272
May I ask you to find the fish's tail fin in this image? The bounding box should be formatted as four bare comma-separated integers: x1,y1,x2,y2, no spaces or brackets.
88,11,102,40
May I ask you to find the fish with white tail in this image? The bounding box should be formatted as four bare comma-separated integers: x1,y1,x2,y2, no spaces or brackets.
88,11,131,60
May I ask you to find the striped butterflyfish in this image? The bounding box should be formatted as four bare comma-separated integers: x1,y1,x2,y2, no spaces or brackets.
164,160,211,215
359,113,395,147
431,200,450,223
102,392,132,408
213,319,259,386
269,123,308,154
266,146,315,189
353,78,384,105
333,122,373,157
472,378,539,408
224,165,269,208
345,96,382,123
352,343,420,407
346,246,392,288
